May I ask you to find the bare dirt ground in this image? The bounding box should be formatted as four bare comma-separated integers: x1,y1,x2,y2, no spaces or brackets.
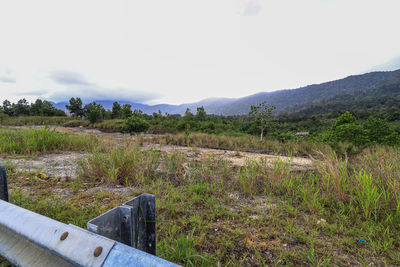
2,126,314,181
0,152,84,181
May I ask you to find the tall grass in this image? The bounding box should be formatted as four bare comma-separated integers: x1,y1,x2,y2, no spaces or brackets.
91,119,125,131
145,132,331,156
78,144,161,185
1,116,73,126
0,127,97,155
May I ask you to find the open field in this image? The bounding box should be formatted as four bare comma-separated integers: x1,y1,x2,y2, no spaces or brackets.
1,127,400,266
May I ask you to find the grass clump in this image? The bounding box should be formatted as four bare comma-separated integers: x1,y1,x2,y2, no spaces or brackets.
78,144,160,185
0,127,97,155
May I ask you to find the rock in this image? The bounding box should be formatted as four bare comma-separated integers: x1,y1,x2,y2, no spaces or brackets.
283,237,299,244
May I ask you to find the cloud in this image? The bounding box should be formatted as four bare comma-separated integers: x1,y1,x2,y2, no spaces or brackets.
0,76,16,83
0,67,16,83
50,71,92,86
48,87,161,103
46,70,161,103
241,0,262,16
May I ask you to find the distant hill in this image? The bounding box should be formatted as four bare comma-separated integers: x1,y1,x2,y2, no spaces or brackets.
54,69,400,116
282,74,400,116
218,69,400,115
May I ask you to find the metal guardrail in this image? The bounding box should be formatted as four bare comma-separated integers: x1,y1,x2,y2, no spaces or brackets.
0,165,180,267
88,194,156,255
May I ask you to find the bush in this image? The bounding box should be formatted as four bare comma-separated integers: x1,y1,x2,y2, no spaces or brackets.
331,122,370,146
119,115,150,134
362,117,391,144
87,107,102,123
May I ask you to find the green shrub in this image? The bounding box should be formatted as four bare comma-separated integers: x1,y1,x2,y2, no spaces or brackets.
119,115,150,134
331,122,370,146
362,117,392,144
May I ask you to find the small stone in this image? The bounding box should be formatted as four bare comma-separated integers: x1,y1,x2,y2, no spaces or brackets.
283,237,298,244
265,251,273,258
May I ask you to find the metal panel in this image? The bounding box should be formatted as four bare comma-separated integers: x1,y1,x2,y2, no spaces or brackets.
88,194,156,255
0,223,75,267
0,200,115,267
0,165,8,202
102,242,180,267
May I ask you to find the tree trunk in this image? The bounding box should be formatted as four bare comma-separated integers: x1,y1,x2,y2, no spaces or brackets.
260,127,264,142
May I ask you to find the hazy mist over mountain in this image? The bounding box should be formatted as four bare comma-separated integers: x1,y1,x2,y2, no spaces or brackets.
53,67,400,116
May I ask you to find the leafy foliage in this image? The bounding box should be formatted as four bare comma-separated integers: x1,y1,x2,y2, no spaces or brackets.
66,97,84,118
84,102,105,123
120,115,150,134
249,101,276,141
1,98,66,117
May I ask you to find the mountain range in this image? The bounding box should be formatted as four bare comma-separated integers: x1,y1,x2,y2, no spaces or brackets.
54,67,400,116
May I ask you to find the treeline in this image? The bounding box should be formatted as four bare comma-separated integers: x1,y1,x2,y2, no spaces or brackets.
65,97,140,122
2,97,400,154
0,99,66,117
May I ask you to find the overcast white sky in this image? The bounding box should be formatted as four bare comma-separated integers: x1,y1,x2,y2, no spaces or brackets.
1,0,400,105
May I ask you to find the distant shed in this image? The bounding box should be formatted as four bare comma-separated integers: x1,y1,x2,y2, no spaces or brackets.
295,132,309,136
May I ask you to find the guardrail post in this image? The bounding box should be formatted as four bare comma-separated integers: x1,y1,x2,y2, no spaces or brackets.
88,194,156,255
0,165,8,202
125,193,156,255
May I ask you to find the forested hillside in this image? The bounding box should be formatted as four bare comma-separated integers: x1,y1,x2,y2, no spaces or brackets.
220,69,400,115
283,75,400,116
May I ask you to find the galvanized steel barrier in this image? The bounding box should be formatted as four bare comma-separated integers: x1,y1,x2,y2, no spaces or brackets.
0,165,180,267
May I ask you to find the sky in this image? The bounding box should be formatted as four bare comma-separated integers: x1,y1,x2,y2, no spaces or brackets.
1,0,400,105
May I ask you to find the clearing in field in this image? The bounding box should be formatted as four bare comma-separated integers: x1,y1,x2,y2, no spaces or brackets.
1,126,399,266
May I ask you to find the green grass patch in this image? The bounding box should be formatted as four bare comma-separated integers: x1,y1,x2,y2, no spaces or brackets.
1,116,73,126
0,127,98,155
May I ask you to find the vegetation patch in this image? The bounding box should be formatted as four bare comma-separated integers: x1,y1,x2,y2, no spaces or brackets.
0,127,98,155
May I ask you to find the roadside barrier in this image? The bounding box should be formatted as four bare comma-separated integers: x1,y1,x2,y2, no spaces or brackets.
0,165,180,267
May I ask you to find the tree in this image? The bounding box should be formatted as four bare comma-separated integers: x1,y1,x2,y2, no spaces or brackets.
84,102,105,123
196,106,207,121
333,111,356,128
14,98,30,116
121,104,132,119
362,117,391,144
249,101,276,141
30,99,44,116
184,108,193,117
66,97,84,118
111,102,121,119
2,100,13,116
